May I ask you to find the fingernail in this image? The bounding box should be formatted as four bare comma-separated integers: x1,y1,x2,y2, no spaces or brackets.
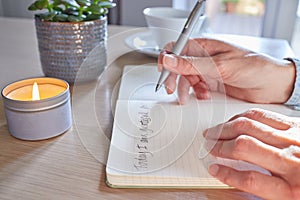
203,92,211,99
205,139,214,151
164,54,178,68
178,95,189,105
165,86,173,94
203,129,208,138
209,164,219,176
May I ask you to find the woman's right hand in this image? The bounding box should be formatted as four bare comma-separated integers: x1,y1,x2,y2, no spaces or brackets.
158,38,295,105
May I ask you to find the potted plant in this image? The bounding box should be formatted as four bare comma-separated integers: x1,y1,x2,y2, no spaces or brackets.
28,0,116,83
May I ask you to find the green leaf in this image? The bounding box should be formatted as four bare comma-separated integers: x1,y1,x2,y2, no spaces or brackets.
28,3,38,11
75,0,91,7
63,7,79,15
83,10,92,16
54,14,69,21
38,12,57,21
98,1,116,8
100,7,108,15
99,0,114,2
36,0,49,9
59,0,80,8
53,0,61,7
53,6,64,12
67,15,82,22
29,0,49,10
84,14,101,21
86,4,109,16
87,4,101,14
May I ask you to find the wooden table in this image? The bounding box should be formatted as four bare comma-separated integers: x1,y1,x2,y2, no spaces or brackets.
0,17,295,200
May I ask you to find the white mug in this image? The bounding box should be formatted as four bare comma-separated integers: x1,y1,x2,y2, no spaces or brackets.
143,7,209,49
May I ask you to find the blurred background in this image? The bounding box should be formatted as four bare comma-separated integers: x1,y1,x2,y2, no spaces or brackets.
0,0,299,55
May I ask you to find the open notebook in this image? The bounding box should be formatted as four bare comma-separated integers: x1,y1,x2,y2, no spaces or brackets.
106,65,300,188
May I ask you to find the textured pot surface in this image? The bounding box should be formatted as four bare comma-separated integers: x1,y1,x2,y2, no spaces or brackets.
35,17,107,83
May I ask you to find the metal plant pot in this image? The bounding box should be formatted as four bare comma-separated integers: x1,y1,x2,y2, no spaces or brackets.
34,16,107,83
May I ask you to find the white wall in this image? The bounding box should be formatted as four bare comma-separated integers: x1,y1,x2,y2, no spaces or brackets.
173,0,196,10
262,0,299,42
119,0,172,26
1,0,36,18
298,0,300,17
0,0,3,16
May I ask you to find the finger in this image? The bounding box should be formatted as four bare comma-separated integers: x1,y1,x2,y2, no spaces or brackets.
164,73,177,94
158,51,164,72
184,75,202,86
162,54,219,78
229,108,293,130
158,50,171,72
203,77,221,92
207,135,300,175
177,76,191,105
179,38,243,57
204,116,277,141
183,75,210,99
163,42,175,52
204,116,300,148
193,81,210,100
208,164,293,200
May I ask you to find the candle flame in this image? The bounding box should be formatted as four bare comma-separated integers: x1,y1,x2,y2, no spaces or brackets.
32,82,40,101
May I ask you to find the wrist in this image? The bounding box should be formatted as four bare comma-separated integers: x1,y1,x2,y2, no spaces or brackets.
284,58,299,106
281,59,296,102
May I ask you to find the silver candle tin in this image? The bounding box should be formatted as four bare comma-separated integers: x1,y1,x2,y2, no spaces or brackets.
1,77,72,141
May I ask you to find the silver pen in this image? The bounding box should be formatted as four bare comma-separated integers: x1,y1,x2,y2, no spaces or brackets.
155,0,206,92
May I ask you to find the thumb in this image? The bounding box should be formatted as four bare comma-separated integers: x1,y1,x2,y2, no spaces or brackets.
163,54,220,78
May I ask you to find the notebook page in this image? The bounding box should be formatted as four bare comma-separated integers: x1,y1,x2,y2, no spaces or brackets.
107,99,229,186
106,65,300,187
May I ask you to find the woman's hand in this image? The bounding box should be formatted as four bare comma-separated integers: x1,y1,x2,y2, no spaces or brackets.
158,38,295,105
204,108,300,200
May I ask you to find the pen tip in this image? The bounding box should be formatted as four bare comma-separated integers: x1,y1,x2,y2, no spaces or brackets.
155,84,161,92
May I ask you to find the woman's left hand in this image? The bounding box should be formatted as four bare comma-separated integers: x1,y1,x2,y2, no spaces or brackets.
204,108,300,200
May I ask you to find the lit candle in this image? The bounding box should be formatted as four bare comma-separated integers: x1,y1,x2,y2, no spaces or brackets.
5,80,66,101
32,82,40,101
1,77,72,140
